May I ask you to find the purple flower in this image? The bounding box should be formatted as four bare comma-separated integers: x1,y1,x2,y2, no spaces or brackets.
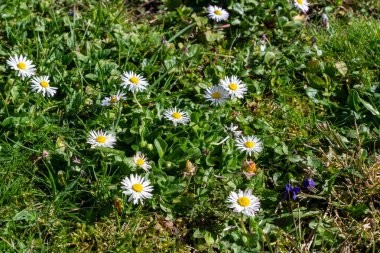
311,37,317,46
302,178,315,188
302,178,317,193
285,184,301,200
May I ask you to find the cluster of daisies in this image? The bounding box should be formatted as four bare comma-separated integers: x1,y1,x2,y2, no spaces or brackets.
207,0,309,23
7,55,57,97
7,42,263,217
5,2,313,218
84,70,264,215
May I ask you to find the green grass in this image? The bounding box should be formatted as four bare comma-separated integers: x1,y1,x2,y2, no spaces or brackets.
0,0,379,252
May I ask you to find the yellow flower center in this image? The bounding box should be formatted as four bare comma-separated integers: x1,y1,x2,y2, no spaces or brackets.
132,183,143,192
297,0,303,4
17,62,26,70
229,83,238,91
211,92,221,99
136,158,145,166
110,96,118,103
214,10,222,16
96,136,107,143
237,197,251,207
130,76,139,84
40,81,49,88
244,141,255,148
172,112,182,119
245,162,257,173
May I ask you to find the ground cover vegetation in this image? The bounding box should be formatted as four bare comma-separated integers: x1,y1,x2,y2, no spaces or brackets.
0,0,379,252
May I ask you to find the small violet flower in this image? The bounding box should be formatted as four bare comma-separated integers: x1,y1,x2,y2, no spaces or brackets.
311,37,317,47
302,178,315,189
285,184,301,200
302,178,317,193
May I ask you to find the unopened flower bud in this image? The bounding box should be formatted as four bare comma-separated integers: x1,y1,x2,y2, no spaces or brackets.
322,13,329,30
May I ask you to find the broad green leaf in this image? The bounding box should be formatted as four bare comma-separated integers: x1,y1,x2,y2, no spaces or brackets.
154,137,168,158
359,97,380,116
233,3,244,15
13,210,36,222
305,87,319,103
185,147,201,160
264,52,276,65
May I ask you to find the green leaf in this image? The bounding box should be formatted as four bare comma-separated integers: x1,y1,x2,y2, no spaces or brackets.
233,3,244,15
85,73,98,81
307,156,323,170
204,231,215,245
154,137,168,158
305,87,319,103
13,210,36,222
95,147,125,155
348,89,360,111
185,147,201,160
306,74,326,88
359,97,380,116
288,155,302,163
193,229,203,239
159,202,172,213
264,52,276,65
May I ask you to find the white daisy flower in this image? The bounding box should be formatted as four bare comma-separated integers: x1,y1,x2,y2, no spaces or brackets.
207,5,229,22
224,123,242,138
204,85,229,106
101,91,126,106
87,130,116,148
6,55,36,79
163,107,190,126
121,71,149,93
235,135,263,156
133,152,151,172
121,174,153,205
227,189,261,217
220,76,247,99
30,76,58,97
294,0,309,13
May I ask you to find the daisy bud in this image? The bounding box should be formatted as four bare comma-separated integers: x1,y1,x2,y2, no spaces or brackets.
42,150,49,157
322,13,329,30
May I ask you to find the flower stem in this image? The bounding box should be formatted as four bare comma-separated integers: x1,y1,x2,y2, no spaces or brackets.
239,215,248,234
3,78,17,116
133,93,143,109
112,103,123,132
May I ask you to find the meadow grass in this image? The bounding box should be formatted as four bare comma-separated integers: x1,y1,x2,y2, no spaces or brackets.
0,0,379,252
